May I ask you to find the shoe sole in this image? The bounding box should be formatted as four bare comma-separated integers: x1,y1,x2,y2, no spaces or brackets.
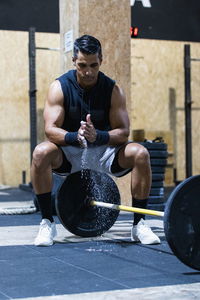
140,240,161,245
131,233,161,245
34,241,54,247
34,228,57,247
34,235,57,247
131,237,161,245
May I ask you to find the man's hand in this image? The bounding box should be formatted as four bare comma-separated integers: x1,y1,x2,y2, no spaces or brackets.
84,114,97,143
77,114,97,147
77,121,87,147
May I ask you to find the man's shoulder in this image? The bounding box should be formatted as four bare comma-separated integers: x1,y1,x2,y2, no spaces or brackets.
56,69,75,81
99,71,115,86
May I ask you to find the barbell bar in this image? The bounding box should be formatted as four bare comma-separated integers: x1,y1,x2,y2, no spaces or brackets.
56,169,200,271
90,200,164,217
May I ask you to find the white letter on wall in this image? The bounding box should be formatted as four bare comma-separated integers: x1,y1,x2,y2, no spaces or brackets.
130,0,152,8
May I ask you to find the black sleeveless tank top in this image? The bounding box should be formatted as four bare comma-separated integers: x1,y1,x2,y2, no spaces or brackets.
56,70,115,131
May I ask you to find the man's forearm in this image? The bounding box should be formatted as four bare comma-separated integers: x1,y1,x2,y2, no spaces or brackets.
108,128,129,146
45,126,68,145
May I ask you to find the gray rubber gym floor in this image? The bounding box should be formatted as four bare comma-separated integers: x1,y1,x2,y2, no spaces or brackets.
0,187,200,300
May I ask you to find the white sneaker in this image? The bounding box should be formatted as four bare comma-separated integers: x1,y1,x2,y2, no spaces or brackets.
131,219,160,245
34,219,57,246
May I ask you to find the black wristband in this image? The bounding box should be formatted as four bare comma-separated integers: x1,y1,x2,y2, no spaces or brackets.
94,130,109,145
64,132,78,145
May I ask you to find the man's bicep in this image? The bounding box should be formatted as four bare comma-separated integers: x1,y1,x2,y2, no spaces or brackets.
110,106,129,130
44,81,65,128
109,85,130,130
44,102,65,128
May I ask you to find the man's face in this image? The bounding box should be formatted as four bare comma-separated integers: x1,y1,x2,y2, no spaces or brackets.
73,51,102,88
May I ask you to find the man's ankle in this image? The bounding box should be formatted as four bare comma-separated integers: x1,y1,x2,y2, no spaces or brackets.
132,198,148,225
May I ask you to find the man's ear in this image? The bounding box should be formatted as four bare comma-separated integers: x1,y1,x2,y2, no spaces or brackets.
99,55,103,65
72,57,76,66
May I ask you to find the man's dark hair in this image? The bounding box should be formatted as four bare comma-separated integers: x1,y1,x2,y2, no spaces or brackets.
73,35,102,59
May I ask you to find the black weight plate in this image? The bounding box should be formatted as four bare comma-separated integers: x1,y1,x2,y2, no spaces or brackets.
150,187,164,196
149,150,168,158
141,142,167,150
151,166,165,173
164,175,200,271
151,158,167,166
151,181,164,188
56,169,120,237
152,173,165,181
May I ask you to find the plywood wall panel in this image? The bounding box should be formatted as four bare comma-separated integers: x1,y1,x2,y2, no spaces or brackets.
131,39,200,181
0,30,60,186
59,0,79,73
79,0,131,106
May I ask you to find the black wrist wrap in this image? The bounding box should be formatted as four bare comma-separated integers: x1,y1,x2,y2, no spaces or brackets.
64,132,78,145
94,130,109,145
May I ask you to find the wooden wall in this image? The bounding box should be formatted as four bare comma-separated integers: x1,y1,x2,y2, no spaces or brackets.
0,30,200,188
0,30,60,186
130,39,200,183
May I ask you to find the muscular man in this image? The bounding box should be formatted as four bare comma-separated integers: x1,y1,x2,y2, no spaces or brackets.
32,35,160,246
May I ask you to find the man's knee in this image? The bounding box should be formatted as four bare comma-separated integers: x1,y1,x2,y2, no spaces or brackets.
127,143,150,165
119,143,150,169
134,144,150,166
32,142,57,169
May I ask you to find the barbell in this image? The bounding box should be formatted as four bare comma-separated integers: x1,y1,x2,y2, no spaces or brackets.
55,169,200,271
